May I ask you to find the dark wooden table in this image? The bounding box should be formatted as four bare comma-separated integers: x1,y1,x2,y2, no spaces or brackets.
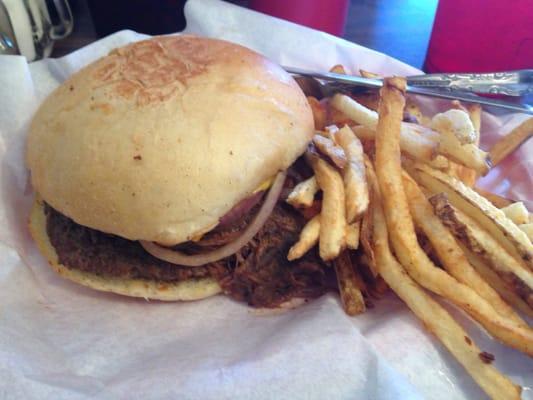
52,0,438,69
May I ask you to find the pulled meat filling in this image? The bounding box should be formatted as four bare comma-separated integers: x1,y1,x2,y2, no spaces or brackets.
45,200,333,308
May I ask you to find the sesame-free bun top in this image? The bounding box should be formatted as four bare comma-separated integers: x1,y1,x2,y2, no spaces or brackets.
27,35,313,245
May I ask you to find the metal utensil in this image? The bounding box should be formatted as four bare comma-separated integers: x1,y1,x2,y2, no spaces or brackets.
407,71,533,97
285,67,533,115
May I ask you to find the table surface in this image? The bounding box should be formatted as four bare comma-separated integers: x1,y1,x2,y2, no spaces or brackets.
52,0,438,70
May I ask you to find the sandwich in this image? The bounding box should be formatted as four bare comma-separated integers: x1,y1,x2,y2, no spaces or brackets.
27,35,332,307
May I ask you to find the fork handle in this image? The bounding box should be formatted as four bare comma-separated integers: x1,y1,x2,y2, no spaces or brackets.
407,72,533,96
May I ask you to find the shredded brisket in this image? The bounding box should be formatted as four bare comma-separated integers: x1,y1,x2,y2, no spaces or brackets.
45,200,332,307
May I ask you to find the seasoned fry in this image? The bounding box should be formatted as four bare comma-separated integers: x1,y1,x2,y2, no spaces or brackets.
403,173,527,327
431,109,477,145
375,77,533,355
462,246,533,318
413,112,489,175
335,126,369,221
467,104,482,142
307,153,346,260
307,96,327,130
449,102,480,186
313,134,347,169
474,187,514,209
286,176,319,209
501,202,530,225
287,215,320,261
434,128,491,175
519,223,533,243
490,117,533,166
334,250,366,315
427,154,451,170
331,94,379,129
329,64,347,74
431,194,533,309
413,163,533,271
369,166,521,400
440,104,477,185
459,103,481,186
345,221,361,250
351,124,437,163
360,156,378,277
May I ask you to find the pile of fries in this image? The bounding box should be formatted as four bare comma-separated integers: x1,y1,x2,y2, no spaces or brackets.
286,65,533,399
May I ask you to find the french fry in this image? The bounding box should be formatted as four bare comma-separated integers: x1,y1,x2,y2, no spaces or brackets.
501,202,530,225
403,173,527,327
351,124,437,163
358,158,378,277
324,124,340,140
368,164,521,400
461,103,481,186
490,117,533,166
329,64,347,74
322,98,353,127
345,221,360,250
334,250,366,315
434,105,477,184
287,215,320,261
359,69,380,78
433,128,491,176
313,134,347,169
307,96,327,130
335,126,369,222
307,153,346,261
367,275,389,299
462,246,533,318
467,104,482,142
427,154,451,170
431,194,533,309
431,109,477,145
474,187,514,209
413,163,533,272
519,223,533,243
350,93,380,112
451,99,469,113
375,77,533,356
286,176,319,209
330,94,379,129
411,113,489,175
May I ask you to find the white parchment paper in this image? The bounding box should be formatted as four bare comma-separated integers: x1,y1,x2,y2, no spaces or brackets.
0,0,531,399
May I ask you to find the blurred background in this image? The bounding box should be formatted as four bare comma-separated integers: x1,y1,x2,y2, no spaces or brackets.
1,0,531,72
52,0,439,69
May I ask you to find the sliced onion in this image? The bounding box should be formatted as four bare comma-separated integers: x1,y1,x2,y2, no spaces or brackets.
140,171,287,267
218,190,264,228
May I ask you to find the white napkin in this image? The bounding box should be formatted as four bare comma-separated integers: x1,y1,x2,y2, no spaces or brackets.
0,0,531,399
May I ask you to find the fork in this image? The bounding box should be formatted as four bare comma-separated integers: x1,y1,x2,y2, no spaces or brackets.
285,67,533,115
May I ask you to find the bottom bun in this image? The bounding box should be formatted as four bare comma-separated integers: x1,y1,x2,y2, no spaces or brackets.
28,198,222,301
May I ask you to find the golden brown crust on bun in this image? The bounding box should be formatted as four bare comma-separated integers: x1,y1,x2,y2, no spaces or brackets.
27,35,313,245
28,197,222,301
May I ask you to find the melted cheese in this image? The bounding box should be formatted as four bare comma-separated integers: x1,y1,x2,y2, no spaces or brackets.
253,176,274,193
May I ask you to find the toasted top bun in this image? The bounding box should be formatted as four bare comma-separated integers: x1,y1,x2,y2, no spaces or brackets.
27,35,313,245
